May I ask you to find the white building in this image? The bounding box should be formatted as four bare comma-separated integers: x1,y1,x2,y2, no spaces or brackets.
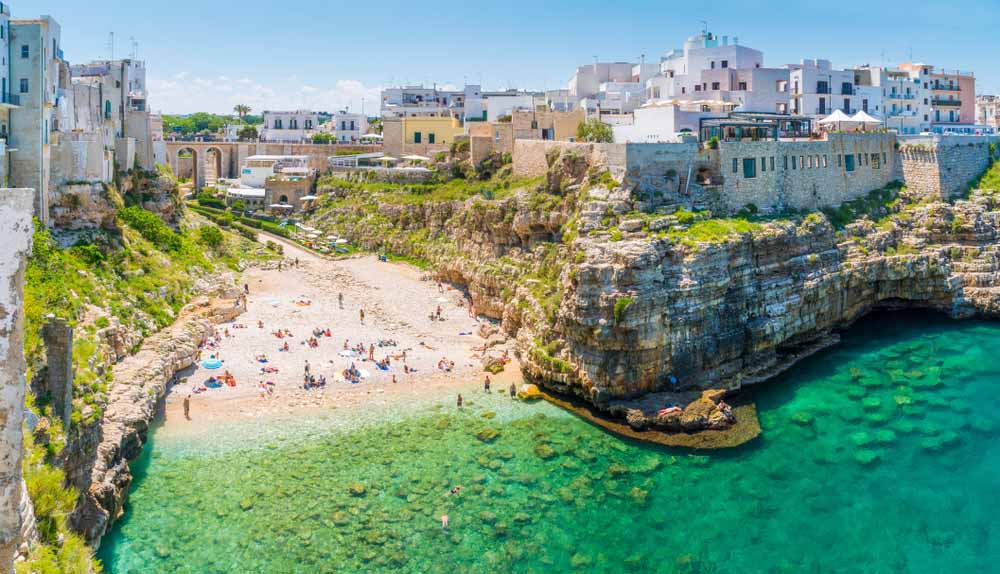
612,103,726,143
239,155,308,188
260,110,320,143
977,95,1000,128
328,111,367,143
788,59,883,123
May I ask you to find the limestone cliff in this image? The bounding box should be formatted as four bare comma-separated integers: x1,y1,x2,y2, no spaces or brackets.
308,154,1000,436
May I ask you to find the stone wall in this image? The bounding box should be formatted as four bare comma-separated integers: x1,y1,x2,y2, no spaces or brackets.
39,317,74,428
899,135,999,199
513,140,625,181
719,133,898,213
0,189,34,574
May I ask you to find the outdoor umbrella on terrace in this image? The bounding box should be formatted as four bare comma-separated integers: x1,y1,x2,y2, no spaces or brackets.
817,109,860,132
401,154,431,163
850,111,883,131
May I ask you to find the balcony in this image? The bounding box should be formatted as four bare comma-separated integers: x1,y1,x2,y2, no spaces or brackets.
931,84,960,92
887,110,918,118
886,93,916,100
931,98,961,107
0,92,20,106
816,86,832,94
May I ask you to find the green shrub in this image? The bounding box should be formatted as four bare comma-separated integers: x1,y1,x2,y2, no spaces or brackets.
198,225,224,248
196,191,225,209
118,206,181,251
613,296,634,326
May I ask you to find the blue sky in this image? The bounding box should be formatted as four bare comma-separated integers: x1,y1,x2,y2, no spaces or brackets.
27,0,1000,115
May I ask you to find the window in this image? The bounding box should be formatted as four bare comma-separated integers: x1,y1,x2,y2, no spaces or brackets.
732,158,739,174
872,153,880,169
784,156,788,170
290,119,298,129
822,155,828,168
800,155,805,169
21,45,28,58
414,131,422,144
738,82,747,91
19,78,28,93
808,155,814,168
862,99,869,112
837,154,842,168
792,156,797,170
711,82,720,91
694,85,701,92
761,157,766,172
845,154,856,172
743,158,757,179
428,133,435,144
274,119,282,129
882,152,887,165
305,120,312,129
721,60,729,69
770,157,775,171
710,61,716,69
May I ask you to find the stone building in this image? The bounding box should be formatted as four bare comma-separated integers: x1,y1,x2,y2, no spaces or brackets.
469,108,584,164
9,15,62,223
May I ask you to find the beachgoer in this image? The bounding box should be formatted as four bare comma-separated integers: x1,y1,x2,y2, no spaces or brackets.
369,344,375,361
359,309,365,324
457,394,463,409
244,283,249,294
304,360,311,375
484,376,491,393
449,486,462,495
183,395,191,420
509,383,516,399
338,293,344,309
295,257,299,268
392,374,397,384
441,515,449,530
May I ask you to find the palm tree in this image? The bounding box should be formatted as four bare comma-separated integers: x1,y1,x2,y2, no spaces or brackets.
233,104,251,124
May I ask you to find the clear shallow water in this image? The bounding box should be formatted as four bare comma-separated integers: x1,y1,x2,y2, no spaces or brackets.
99,312,1000,574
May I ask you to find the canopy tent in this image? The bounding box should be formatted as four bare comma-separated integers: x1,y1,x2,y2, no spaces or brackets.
851,111,883,124
378,156,400,164
359,133,383,140
817,109,860,131
299,195,318,201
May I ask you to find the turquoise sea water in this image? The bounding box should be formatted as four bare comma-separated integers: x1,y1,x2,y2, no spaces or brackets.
99,312,1000,574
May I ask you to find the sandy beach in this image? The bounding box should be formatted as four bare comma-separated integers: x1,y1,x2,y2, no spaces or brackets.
161,235,522,439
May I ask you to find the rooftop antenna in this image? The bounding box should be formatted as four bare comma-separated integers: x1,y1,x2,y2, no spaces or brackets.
107,32,115,60
700,20,708,35
129,36,138,60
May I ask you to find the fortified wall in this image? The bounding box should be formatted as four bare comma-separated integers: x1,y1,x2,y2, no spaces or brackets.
898,135,999,199
0,189,35,573
514,132,997,214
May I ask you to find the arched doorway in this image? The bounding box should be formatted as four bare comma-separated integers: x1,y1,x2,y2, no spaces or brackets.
204,147,224,187
175,147,199,189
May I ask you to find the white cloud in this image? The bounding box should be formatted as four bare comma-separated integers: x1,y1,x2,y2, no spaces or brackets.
147,74,383,115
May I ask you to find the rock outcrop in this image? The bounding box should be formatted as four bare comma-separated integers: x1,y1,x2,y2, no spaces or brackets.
310,157,1000,438
69,293,242,546
0,189,35,574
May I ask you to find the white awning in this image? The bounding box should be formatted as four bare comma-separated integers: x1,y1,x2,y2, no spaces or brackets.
817,109,858,125
299,195,318,201
401,154,430,162
851,111,883,124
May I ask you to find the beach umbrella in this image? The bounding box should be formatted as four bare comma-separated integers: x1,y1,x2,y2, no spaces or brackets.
401,154,430,163
335,239,348,244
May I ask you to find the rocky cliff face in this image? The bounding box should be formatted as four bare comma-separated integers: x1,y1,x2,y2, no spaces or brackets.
308,156,1000,436
68,288,243,546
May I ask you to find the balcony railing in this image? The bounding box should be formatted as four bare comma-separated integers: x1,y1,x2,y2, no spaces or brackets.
816,86,831,94
931,84,960,92
0,92,19,106
931,99,961,107
886,93,915,100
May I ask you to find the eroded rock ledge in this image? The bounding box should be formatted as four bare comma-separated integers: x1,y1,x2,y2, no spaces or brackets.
310,156,1000,445
69,291,243,545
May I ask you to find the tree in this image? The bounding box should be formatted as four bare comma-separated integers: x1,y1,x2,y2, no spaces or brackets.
231,199,247,212
233,104,251,123
576,119,613,143
237,125,258,141
311,132,334,144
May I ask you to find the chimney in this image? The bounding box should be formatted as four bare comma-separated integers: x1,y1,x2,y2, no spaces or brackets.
723,35,728,46
733,37,739,45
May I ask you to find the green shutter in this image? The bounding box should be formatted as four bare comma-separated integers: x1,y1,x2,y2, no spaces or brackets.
414,131,421,144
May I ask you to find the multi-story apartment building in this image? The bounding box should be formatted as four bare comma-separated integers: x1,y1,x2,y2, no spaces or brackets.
328,111,367,143
643,31,791,115
260,110,320,143
380,85,467,118
70,58,155,172
567,61,658,117
9,14,62,222
977,95,1000,128
788,59,883,122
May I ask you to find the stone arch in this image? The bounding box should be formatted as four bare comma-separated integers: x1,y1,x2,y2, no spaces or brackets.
174,147,200,189
278,194,289,204
204,147,225,187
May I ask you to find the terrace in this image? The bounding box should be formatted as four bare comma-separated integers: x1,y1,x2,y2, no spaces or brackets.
699,112,812,142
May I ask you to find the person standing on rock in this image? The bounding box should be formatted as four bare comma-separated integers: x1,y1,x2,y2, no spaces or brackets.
359,309,365,324
484,376,491,393
304,360,311,377
183,395,191,420
457,394,463,409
